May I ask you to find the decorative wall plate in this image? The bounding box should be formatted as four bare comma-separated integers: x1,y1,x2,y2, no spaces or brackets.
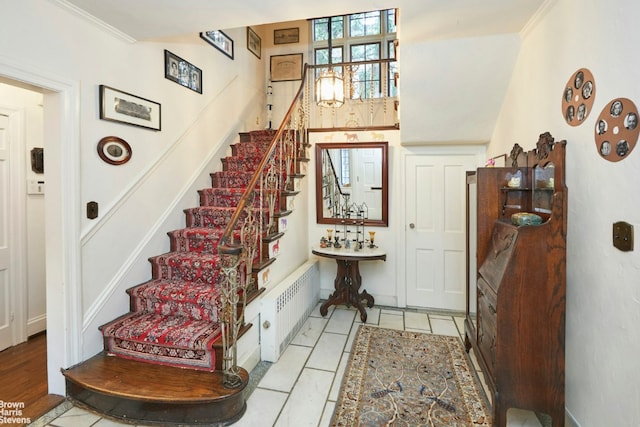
97,136,132,165
561,68,595,126
594,98,639,162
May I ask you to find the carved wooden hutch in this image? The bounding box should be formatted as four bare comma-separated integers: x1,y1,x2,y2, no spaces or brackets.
465,132,566,427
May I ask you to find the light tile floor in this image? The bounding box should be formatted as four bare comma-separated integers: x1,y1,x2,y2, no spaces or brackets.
36,304,549,427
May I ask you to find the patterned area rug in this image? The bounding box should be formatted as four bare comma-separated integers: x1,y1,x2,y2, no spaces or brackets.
332,326,491,427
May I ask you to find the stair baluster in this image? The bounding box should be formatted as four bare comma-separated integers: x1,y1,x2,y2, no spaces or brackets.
217,64,310,388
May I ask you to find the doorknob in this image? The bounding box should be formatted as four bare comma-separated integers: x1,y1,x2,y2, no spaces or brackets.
409,223,415,229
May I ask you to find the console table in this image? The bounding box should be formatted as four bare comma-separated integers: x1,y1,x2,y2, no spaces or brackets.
312,245,386,322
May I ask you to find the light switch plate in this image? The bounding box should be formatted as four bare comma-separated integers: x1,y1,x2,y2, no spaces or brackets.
613,221,633,252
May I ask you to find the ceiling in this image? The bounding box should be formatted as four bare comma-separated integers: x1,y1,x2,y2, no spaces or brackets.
57,0,545,41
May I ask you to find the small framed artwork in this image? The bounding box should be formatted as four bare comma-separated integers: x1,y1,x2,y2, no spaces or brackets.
274,27,299,45
561,68,595,126
247,27,261,59
270,53,303,82
200,30,233,59
594,97,639,162
97,136,132,165
99,85,161,131
164,50,203,94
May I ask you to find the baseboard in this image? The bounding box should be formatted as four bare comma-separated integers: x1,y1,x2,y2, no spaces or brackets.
565,408,581,427
27,314,46,336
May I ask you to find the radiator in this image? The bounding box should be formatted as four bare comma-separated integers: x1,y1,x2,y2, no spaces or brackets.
260,260,320,362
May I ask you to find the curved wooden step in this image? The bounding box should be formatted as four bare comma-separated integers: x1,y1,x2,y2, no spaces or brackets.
63,352,248,425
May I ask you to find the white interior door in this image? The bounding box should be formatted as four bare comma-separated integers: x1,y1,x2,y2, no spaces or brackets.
405,153,477,310
0,114,13,351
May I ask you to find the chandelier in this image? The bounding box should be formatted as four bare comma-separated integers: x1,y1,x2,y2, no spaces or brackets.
315,16,344,108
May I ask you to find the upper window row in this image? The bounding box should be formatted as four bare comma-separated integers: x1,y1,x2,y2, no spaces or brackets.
312,10,396,42
311,10,398,99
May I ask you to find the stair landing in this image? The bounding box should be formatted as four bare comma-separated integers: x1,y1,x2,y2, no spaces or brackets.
63,352,247,425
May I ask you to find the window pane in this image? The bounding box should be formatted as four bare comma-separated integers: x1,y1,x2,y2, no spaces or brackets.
366,43,380,59
351,42,380,61
386,9,397,33
331,16,344,40
349,11,380,37
364,11,381,35
314,18,328,42
387,40,397,96
350,13,364,37
340,149,350,186
332,46,343,64
315,47,344,65
351,44,365,61
314,16,343,41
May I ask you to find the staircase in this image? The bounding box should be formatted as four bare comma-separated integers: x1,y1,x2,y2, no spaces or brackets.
62,111,310,424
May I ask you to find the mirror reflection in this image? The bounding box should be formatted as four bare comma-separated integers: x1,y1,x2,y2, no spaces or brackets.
315,141,388,226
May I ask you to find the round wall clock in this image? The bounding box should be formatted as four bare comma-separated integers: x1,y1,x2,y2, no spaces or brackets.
594,98,639,162
561,68,595,126
97,136,132,165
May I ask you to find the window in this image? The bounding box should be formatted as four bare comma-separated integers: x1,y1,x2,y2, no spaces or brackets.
312,9,397,100
340,149,351,186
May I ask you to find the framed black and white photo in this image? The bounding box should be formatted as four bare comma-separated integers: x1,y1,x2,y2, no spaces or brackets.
247,27,261,59
274,27,299,45
200,30,234,59
99,85,161,131
97,136,132,165
164,50,203,94
270,53,303,82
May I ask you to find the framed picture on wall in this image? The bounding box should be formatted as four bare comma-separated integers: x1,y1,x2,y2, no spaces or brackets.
164,50,203,94
99,85,161,131
97,136,132,165
200,30,234,59
247,27,261,59
270,53,303,82
274,27,299,44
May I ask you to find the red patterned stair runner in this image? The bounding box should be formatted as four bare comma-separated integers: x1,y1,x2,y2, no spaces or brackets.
99,130,285,371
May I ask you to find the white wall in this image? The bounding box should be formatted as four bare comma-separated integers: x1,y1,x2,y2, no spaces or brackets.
261,20,311,128
490,1,640,425
399,32,521,144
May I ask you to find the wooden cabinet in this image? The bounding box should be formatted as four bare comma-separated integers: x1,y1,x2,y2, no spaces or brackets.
465,132,566,427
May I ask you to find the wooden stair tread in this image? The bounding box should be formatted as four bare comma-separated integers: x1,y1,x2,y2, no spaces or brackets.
63,352,247,403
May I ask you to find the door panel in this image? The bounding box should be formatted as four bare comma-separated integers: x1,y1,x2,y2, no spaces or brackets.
353,147,382,219
406,154,477,310
0,114,12,351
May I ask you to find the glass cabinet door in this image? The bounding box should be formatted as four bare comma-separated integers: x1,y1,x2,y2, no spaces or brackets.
532,162,555,215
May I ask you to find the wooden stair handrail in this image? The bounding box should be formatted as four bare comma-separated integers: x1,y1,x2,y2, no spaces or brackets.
218,64,309,255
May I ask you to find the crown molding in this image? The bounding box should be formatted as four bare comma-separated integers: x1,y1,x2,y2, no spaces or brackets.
50,0,137,43
520,0,557,40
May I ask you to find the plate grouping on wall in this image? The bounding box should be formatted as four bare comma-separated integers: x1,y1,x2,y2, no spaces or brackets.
594,98,639,162
561,68,595,126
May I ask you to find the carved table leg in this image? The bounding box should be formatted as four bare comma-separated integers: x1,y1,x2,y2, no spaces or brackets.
319,259,374,323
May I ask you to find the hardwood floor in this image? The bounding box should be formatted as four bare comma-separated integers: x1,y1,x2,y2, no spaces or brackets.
0,333,65,426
